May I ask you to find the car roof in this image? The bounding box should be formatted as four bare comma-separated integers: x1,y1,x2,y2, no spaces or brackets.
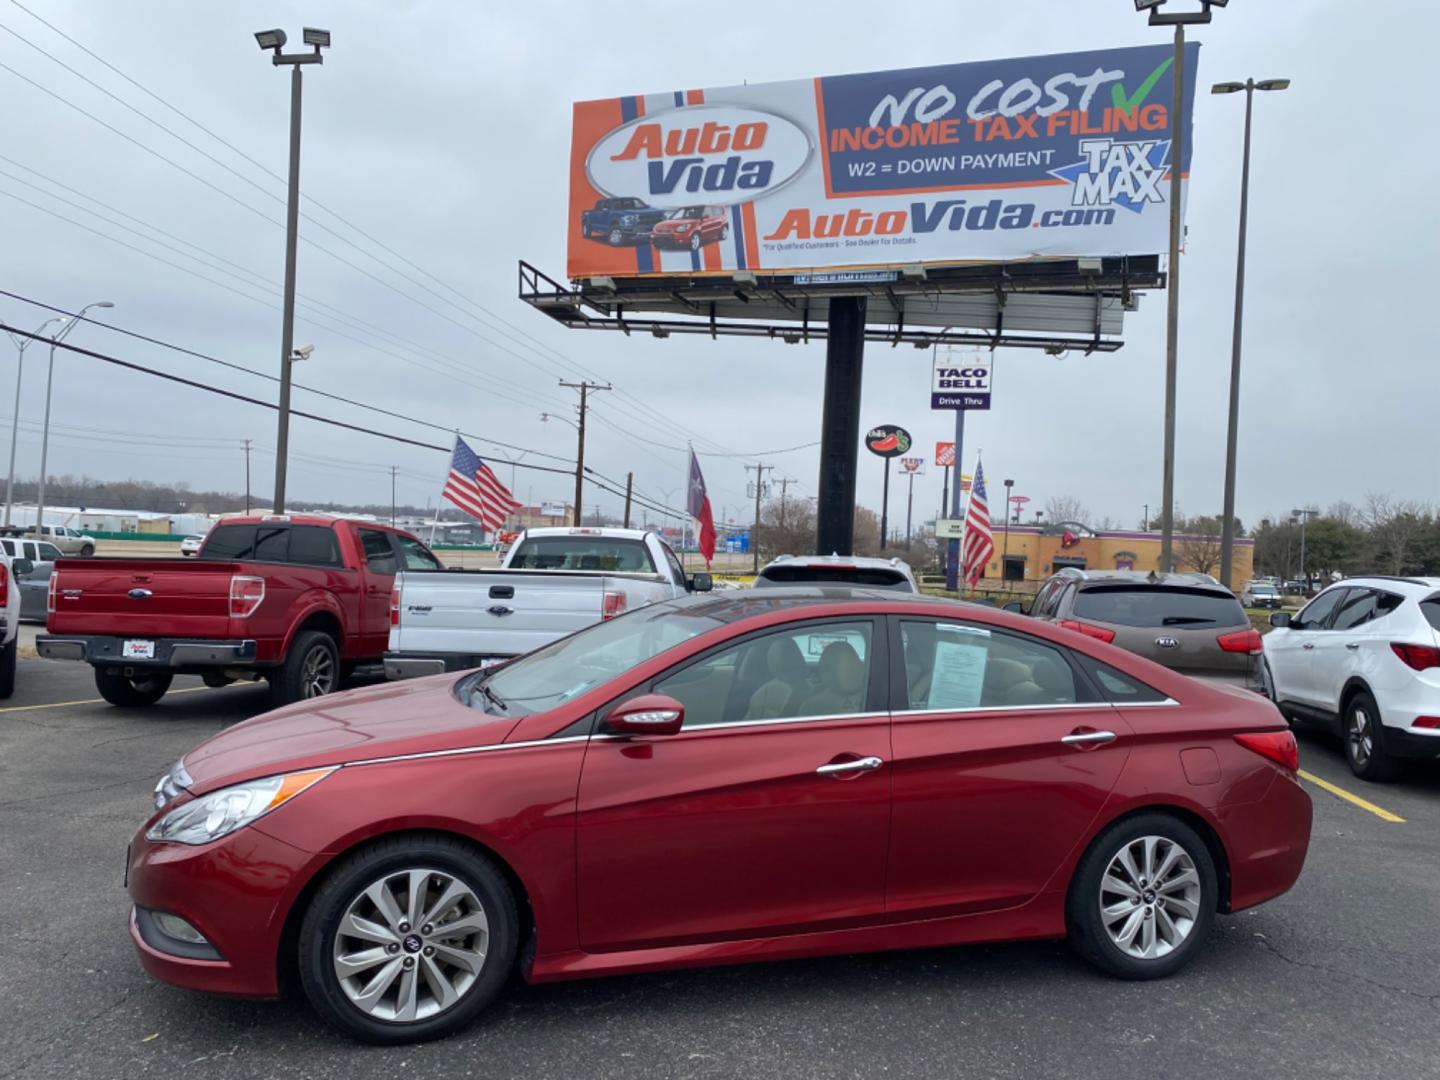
210,513,409,533
1054,569,1234,594
760,553,914,574
651,586,975,624
520,527,655,542
1317,576,1440,594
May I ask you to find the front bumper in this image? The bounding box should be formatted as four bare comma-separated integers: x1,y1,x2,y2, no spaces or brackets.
126,822,321,998
38,635,257,668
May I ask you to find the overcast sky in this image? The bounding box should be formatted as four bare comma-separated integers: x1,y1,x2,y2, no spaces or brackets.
2,0,1434,533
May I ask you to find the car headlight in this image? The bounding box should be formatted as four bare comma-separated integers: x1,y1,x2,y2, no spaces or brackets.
153,758,194,810
621,213,637,225
146,768,333,845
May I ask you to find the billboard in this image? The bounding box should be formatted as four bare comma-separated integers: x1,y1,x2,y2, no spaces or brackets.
933,352,992,410
568,43,1198,279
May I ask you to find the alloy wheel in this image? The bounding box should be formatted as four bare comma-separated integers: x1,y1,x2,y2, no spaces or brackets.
1098,835,1201,960
302,646,336,698
332,868,490,1024
1348,706,1373,769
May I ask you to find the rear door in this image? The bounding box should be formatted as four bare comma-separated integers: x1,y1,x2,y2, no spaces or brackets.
355,528,400,657
1069,584,1253,682
1312,588,1406,712
885,616,1130,918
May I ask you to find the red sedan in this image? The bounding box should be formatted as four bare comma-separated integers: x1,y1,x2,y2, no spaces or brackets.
129,590,1311,1043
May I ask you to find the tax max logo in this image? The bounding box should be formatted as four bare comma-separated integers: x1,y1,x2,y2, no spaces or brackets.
1047,138,1170,214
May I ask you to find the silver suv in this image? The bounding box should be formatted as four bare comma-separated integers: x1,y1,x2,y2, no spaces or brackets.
1028,568,1260,687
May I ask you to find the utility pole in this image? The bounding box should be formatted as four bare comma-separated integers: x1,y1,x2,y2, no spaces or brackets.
243,439,253,513
746,462,772,573
390,466,398,526
623,472,633,528
254,27,329,514
905,471,916,547
558,380,610,526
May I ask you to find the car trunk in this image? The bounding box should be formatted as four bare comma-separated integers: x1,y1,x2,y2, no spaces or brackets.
1072,584,1256,683
48,557,241,638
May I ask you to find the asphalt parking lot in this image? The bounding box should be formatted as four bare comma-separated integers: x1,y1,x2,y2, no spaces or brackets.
3,659,1439,1080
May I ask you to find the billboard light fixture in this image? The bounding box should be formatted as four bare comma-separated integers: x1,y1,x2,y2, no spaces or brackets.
732,271,757,287
901,264,927,282
588,276,616,291
1076,257,1103,273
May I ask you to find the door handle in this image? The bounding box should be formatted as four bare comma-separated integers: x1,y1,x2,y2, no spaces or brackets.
815,756,883,775
1345,642,1360,650
1061,730,1117,747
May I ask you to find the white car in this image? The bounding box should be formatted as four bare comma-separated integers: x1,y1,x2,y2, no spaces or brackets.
179,534,205,557
0,550,23,697
1262,576,1440,781
753,553,919,592
1241,580,1284,609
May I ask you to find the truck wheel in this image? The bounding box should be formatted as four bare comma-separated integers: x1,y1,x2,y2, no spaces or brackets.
0,637,16,699
271,630,340,707
80,543,95,557
608,226,624,246
94,668,173,707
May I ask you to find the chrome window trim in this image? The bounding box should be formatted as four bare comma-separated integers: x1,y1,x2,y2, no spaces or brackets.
594,710,888,738
892,698,1178,717
343,734,593,767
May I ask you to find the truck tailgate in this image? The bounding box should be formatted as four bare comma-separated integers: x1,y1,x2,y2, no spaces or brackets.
48,558,241,638
392,570,611,658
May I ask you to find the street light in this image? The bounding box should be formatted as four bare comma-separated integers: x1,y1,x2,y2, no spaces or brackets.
1291,507,1318,592
1002,479,1014,581
1214,76,1291,590
255,26,330,514
1133,0,1226,575
35,302,113,537
4,315,64,526
540,411,581,525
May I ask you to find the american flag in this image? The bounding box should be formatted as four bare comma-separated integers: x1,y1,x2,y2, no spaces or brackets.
960,459,994,587
442,436,520,531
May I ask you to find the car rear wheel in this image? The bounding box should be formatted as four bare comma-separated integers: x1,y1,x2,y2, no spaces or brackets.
1067,812,1216,980
94,668,173,707
79,543,95,557
297,835,518,1044
1344,690,1399,782
270,630,339,707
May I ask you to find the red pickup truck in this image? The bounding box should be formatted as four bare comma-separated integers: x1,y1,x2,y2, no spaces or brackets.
38,515,441,708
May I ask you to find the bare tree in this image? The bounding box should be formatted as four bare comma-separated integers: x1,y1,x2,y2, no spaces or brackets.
1364,494,1429,575
1175,514,1223,576
1043,495,1089,526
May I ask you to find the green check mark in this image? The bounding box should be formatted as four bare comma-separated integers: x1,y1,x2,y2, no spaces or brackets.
1111,57,1173,112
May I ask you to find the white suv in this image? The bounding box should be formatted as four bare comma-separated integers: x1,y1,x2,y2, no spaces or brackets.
1262,576,1440,781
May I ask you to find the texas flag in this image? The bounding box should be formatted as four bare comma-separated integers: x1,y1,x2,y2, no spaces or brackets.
687,448,717,568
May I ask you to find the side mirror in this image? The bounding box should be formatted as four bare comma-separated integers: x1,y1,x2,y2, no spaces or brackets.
1269,612,1291,628
689,572,713,593
11,558,33,577
1002,601,1025,614
605,693,685,736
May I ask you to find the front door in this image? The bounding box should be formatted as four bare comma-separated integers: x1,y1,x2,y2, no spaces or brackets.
885,617,1132,918
576,619,891,952
1270,587,1346,706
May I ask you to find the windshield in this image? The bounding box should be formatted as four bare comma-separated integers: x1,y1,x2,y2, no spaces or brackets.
665,207,704,220
471,603,724,717
1072,586,1247,629
507,536,655,573
1249,584,1278,595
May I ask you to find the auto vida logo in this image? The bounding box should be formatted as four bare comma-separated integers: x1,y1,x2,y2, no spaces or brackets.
1155,636,1179,649
587,105,811,209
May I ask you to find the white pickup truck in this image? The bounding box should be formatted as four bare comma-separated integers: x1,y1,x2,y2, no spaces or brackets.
383,526,712,679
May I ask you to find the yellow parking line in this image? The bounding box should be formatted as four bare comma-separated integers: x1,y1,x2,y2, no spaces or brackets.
0,685,221,714
1298,769,1406,823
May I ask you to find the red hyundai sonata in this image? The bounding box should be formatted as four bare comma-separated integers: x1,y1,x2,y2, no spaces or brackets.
129,589,1311,1043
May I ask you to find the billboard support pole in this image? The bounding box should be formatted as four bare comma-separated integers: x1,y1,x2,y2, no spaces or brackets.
945,408,966,592
1159,23,1185,574
941,465,950,530
816,298,865,557
879,460,890,551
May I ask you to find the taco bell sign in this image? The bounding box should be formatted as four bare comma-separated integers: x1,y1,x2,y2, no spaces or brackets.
932,353,991,410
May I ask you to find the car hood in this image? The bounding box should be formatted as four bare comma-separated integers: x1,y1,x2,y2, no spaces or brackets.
181,673,517,794
654,220,693,231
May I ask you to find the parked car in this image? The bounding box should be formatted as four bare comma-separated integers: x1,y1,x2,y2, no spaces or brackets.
579,196,666,245
1,536,64,564
179,534,205,557
1240,581,1284,609
0,551,21,697
753,554,918,593
651,205,729,251
38,514,441,708
1262,576,1440,781
13,524,96,556
1028,569,1261,688
385,527,710,679
128,588,1311,1043
16,558,51,623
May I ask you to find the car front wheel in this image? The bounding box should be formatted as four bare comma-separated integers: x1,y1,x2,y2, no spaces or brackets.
1067,812,1216,980
1344,690,1399,782
297,835,518,1044
608,226,624,245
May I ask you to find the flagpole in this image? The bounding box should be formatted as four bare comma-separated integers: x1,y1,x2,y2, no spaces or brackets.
432,432,457,548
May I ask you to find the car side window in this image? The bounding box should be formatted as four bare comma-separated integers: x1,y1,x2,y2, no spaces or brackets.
1330,588,1377,632
900,620,1078,710
37,542,61,561
653,621,874,728
1031,580,1059,618
289,525,343,567
659,543,686,585
394,534,442,571
1073,654,1168,704
1294,587,1345,631
359,529,399,574
0,540,12,556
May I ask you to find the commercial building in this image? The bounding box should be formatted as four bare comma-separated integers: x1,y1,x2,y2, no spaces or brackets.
980,525,1254,592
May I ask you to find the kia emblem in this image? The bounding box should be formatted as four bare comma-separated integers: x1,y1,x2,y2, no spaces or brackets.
1155,636,1179,649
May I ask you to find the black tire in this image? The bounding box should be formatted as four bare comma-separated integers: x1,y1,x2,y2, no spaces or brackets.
1343,690,1399,782
94,667,173,707
607,225,624,246
1067,812,1217,980
689,232,702,252
79,543,95,557
0,636,16,699
297,835,519,1044
721,223,729,240
201,670,235,689
270,630,339,708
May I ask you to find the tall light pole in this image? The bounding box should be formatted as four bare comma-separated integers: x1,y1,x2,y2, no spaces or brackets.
4,315,63,526
1002,478,1014,580
254,27,329,514
1292,507,1318,592
1135,0,1216,572
35,302,113,536
1214,76,1290,589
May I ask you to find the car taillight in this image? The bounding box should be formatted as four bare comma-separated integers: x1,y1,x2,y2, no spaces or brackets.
1058,619,1116,643
0,562,8,607
48,567,58,614
1234,730,1299,772
390,584,401,626
602,591,627,620
1390,642,1440,670
228,575,265,618
1412,717,1440,729
1217,628,1263,654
